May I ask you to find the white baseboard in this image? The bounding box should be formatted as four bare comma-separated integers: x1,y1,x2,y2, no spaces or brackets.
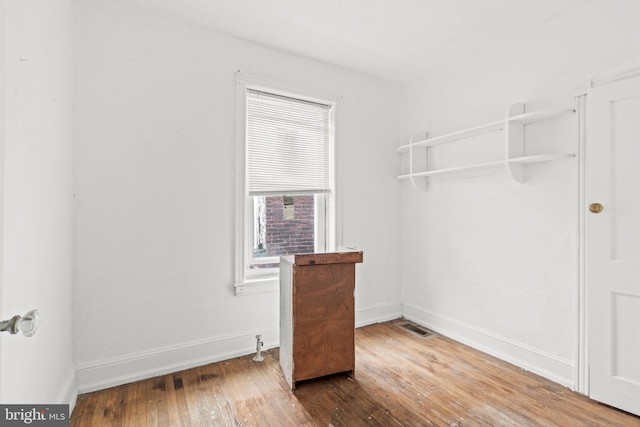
76,303,402,395
76,302,574,396
76,328,279,394
356,302,403,327
58,365,77,413
402,303,575,389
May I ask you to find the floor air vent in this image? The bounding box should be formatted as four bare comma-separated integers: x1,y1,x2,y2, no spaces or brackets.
398,321,434,338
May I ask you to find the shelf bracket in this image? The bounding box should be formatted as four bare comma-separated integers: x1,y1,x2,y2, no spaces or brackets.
505,103,526,183
409,132,429,192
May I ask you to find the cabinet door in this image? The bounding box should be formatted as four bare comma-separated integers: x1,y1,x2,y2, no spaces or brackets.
293,263,355,382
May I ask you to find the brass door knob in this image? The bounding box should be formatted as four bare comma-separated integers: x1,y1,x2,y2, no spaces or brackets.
589,203,604,213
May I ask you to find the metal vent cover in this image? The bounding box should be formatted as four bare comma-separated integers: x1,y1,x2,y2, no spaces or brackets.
397,321,435,338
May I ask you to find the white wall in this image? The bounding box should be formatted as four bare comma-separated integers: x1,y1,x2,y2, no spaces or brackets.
0,0,75,405
400,0,640,388
73,0,402,392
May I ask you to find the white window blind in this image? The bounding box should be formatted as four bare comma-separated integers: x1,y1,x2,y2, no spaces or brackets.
246,89,332,195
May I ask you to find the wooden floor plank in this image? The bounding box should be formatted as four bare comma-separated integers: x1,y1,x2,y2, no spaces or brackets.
199,362,239,425
91,386,113,427
69,394,88,427
71,320,640,427
183,365,219,425
122,375,147,427
146,375,170,427
169,372,193,426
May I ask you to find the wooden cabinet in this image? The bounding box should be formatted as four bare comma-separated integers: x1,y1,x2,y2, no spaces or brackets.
279,251,363,390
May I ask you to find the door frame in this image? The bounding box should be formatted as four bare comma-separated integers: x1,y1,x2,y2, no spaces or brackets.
0,0,6,402
575,65,640,397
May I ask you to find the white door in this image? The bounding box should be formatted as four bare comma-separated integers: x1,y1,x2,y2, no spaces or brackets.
587,75,640,416
0,0,6,398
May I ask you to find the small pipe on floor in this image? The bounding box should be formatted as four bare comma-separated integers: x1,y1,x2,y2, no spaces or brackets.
253,334,264,362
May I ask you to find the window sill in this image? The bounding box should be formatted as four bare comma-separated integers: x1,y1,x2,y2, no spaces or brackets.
234,277,279,296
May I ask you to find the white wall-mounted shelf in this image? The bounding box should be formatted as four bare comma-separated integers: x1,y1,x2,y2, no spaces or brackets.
397,103,575,190
397,154,575,180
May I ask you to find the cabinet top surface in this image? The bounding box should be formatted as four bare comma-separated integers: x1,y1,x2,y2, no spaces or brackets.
281,251,363,266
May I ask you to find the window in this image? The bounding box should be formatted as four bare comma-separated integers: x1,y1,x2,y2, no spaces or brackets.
250,194,324,272
234,73,337,295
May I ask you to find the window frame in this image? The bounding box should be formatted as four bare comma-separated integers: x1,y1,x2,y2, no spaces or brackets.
233,72,340,295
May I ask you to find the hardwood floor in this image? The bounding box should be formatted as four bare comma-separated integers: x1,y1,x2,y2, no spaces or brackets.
71,320,640,426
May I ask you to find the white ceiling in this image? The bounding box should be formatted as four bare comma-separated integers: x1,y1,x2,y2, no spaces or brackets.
122,0,591,83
